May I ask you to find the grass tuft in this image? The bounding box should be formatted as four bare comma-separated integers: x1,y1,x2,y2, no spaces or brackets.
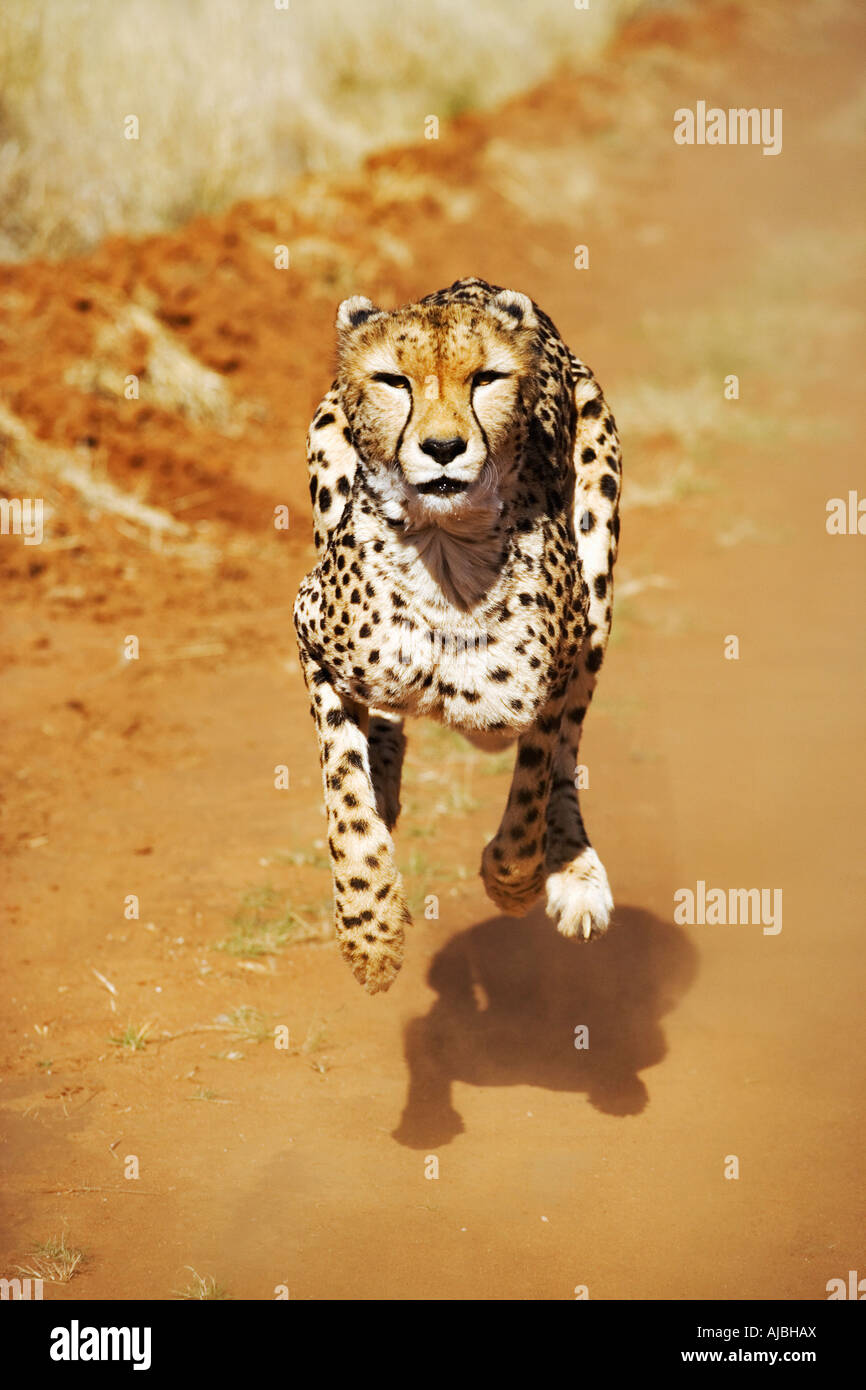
18,1233,85,1284
173,1267,229,1300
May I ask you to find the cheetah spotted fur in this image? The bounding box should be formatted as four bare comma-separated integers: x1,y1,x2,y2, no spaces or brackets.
293,277,621,993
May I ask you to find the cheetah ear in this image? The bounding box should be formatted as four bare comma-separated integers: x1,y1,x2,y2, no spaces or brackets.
336,295,386,335
486,289,537,332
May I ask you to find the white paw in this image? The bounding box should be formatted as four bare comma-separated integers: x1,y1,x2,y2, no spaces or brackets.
545,848,613,941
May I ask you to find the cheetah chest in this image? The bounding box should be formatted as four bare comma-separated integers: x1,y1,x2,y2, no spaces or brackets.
299,531,584,735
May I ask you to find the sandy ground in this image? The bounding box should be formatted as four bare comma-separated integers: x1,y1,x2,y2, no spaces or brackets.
1,0,864,1300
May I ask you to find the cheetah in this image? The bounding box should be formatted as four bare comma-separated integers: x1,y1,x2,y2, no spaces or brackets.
293,277,621,993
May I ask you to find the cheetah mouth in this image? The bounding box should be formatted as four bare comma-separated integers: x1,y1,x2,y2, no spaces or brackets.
413,476,471,497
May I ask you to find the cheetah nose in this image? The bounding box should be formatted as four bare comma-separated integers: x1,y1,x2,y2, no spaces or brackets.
420,436,467,466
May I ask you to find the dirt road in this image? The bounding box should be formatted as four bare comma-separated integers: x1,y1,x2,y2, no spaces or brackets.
1,0,863,1300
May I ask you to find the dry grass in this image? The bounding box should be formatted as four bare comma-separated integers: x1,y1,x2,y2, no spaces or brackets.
173,1267,229,1300
64,303,236,425
18,1233,85,1284
0,0,640,260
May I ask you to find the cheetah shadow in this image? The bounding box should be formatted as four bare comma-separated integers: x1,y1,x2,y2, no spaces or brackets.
392,904,698,1148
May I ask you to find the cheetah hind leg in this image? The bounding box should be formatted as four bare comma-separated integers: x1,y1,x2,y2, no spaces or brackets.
368,712,407,833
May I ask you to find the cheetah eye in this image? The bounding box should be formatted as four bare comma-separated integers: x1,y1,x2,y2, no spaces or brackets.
371,372,411,391
472,370,511,388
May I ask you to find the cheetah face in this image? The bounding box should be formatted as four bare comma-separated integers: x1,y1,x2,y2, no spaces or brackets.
335,289,539,530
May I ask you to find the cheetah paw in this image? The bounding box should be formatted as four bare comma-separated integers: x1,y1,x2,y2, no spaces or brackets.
480,841,546,916
545,848,613,941
339,885,411,994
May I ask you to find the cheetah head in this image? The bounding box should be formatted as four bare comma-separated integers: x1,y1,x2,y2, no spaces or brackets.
335,289,540,533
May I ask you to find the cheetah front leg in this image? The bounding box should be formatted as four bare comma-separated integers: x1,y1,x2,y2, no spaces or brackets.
480,707,563,916
295,648,410,993
544,654,614,940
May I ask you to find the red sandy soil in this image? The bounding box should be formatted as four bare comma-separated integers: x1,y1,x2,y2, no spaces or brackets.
1,0,863,1300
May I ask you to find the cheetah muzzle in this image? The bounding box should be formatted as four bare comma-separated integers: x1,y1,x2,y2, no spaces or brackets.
293,277,622,993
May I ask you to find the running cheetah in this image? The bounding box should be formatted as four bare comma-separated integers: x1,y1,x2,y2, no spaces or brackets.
293,277,621,993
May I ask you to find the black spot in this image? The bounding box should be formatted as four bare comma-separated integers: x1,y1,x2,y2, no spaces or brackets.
594,574,608,599
600,473,618,501
585,647,604,673
319,486,332,512
581,447,596,463
349,877,369,891
518,745,543,769
326,708,345,728
582,398,603,418
489,667,511,683
314,412,336,430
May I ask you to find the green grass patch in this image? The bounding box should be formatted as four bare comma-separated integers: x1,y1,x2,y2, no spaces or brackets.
216,885,300,957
